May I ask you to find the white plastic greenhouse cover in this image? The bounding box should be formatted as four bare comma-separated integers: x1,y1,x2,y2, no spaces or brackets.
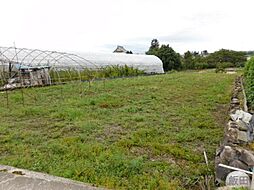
0,47,164,74
76,52,164,74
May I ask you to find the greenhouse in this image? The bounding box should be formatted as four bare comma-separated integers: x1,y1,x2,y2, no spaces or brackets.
0,46,164,89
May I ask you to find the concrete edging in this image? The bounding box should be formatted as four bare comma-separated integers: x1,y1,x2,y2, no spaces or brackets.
0,165,105,190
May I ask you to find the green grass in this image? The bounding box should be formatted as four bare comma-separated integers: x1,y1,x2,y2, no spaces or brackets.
0,72,236,189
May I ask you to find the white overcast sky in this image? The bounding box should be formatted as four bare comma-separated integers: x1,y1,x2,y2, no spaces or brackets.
0,0,253,54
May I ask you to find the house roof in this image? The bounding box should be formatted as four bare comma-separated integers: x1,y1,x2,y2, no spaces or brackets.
113,46,127,53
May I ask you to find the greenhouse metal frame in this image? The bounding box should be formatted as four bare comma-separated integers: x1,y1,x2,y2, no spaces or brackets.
0,46,164,90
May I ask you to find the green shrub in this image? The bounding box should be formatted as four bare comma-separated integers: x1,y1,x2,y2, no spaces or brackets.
244,57,254,109
215,62,234,73
218,62,234,68
194,62,209,70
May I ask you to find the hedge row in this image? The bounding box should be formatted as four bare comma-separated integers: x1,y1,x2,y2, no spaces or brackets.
244,57,254,109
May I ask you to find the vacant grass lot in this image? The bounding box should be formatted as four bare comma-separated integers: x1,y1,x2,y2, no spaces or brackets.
0,72,235,189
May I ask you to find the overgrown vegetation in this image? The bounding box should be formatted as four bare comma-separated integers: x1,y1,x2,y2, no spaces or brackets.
50,65,144,83
182,49,246,70
244,57,254,109
0,72,235,189
146,39,247,71
0,65,144,85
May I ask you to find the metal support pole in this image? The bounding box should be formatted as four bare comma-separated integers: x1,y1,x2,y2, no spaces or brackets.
251,167,254,190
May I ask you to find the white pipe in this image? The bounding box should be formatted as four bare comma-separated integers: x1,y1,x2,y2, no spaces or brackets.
218,164,253,175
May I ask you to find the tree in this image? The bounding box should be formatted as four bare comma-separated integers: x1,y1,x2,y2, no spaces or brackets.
192,51,199,56
201,50,208,56
182,51,194,70
157,45,181,71
193,55,208,69
206,49,246,68
126,51,133,54
150,39,159,49
146,39,160,56
146,40,181,71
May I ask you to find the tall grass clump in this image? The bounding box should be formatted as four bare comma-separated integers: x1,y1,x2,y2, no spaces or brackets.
100,65,144,78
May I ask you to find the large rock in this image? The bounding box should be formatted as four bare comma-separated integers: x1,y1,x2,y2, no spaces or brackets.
237,131,249,143
236,120,249,131
219,146,237,163
231,98,240,105
230,110,252,124
215,146,237,183
250,115,254,130
229,160,249,171
239,149,254,167
228,121,238,129
225,127,238,144
215,166,232,183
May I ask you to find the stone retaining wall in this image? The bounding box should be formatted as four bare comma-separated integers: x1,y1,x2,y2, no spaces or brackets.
215,76,254,187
